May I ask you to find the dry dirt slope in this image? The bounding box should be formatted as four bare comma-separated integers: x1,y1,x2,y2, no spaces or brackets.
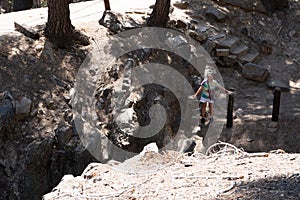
44,144,300,200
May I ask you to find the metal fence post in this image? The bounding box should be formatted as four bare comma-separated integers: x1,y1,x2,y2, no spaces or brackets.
272,87,281,122
226,89,234,128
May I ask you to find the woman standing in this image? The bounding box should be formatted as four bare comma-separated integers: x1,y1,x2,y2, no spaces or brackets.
193,72,231,123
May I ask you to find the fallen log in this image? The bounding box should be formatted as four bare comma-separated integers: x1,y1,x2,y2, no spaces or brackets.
14,22,40,40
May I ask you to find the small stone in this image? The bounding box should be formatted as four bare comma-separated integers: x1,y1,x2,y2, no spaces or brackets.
188,24,195,30
258,20,266,26
190,19,199,25
239,51,260,63
35,45,44,52
268,122,278,129
289,80,300,89
51,75,70,89
205,7,228,22
223,54,238,65
176,19,188,29
246,136,253,142
188,30,208,43
268,122,278,133
55,126,73,146
45,98,56,110
242,63,270,82
173,1,189,9
195,26,210,33
24,75,33,83
202,40,216,54
2,90,14,100
30,109,37,117
234,108,244,119
176,134,196,153
115,108,137,132
217,37,239,50
259,40,272,55
15,97,32,115
230,44,249,58
121,15,142,30
192,126,201,134
209,33,226,41
288,30,296,38
99,11,124,33
142,142,159,153
216,48,230,57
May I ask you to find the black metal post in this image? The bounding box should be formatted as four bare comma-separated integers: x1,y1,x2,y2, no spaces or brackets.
226,89,234,128
272,87,281,122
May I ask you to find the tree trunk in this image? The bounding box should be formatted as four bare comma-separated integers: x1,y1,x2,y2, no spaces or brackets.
104,0,110,10
13,0,33,11
1,0,12,12
32,0,41,8
46,0,74,49
147,0,170,27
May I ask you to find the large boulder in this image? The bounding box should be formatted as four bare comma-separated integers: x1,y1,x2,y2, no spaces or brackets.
241,63,270,82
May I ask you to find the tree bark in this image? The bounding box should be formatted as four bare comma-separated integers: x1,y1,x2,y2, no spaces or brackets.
104,0,110,10
13,0,33,11
1,0,12,12
32,0,41,8
147,0,170,27
46,0,74,49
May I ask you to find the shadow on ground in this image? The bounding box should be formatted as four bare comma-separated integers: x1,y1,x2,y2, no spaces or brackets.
0,26,95,200
219,174,300,200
